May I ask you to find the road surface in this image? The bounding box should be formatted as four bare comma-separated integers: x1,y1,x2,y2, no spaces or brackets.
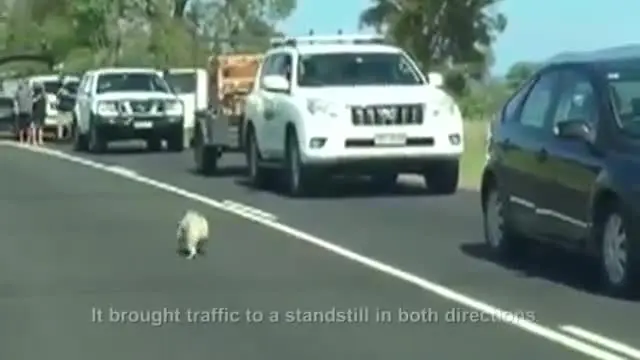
0,139,638,360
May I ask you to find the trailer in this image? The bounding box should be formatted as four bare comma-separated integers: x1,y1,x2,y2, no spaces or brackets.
192,53,262,174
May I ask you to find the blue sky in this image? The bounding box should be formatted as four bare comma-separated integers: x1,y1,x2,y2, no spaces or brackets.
281,0,640,75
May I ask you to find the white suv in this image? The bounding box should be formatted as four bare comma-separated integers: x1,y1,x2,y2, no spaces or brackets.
243,35,464,196
73,68,185,153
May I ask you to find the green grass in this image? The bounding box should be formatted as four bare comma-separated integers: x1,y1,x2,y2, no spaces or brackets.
460,120,488,190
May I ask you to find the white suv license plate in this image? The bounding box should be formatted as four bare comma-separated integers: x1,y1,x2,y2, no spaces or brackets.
374,133,406,146
133,121,153,129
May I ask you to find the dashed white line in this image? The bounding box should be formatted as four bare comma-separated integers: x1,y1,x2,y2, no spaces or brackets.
2,141,631,360
221,199,277,221
560,325,640,359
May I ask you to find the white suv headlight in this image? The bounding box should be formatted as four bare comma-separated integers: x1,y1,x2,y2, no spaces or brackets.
307,98,341,117
164,99,183,116
437,96,461,118
95,101,118,116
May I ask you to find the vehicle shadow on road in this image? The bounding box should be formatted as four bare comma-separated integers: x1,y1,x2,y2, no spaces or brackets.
460,242,609,297
187,165,247,178
234,176,450,198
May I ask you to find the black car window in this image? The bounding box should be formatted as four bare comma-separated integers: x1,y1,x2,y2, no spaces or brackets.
503,78,535,122
552,71,597,127
518,72,558,129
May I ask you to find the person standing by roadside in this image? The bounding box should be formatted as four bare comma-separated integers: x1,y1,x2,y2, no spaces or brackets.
14,80,33,144
31,82,46,146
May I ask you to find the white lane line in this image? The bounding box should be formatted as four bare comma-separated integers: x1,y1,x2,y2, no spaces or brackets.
2,142,628,360
560,325,640,359
221,199,277,221
105,165,138,177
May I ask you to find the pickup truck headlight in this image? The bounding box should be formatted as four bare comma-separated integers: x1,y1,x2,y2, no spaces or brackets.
163,100,183,116
307,98,341,117
95,101,118,116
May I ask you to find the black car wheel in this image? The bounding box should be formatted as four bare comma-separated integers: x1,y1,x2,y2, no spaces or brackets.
482,184,527,261
597,203,640,298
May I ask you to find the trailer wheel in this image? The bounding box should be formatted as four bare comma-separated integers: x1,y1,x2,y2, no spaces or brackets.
193,125,218,175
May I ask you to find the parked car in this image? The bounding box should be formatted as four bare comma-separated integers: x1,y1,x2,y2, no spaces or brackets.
481,55,640,298
72,67,185,153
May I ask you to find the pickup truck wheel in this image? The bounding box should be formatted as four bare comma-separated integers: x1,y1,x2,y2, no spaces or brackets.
423,160,459,195
147,137,162,152
72,121,88,151
371,173,398,190
166,130,184,152
88,125,106,153
193,128,217,175
285,132,312,197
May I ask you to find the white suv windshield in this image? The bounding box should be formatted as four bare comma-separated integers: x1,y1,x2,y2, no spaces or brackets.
96,73,171,94
297,52,424,87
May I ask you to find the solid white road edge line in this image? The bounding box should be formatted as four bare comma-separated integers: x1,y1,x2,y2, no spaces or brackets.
2,141,627,360
222,199,277,221
105,165,138,177
560,325,640,359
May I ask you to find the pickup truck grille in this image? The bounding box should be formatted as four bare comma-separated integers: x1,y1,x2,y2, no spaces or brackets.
351,104,423,126
129,100,153,113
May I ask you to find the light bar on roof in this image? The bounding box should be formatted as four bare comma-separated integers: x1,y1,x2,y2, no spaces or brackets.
269,34,385,47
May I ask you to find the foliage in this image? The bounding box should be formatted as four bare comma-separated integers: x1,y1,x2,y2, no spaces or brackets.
0,0,297,76
360,0,519,119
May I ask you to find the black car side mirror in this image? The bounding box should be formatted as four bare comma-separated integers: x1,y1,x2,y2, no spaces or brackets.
554,119,592,141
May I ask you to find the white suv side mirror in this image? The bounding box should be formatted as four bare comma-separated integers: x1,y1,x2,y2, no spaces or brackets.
428,72,444,87
262,75,290,92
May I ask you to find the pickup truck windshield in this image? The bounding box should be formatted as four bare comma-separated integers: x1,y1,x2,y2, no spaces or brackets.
164,73,197,94
297,52,424,87
96,73,171,94
42,80,61,94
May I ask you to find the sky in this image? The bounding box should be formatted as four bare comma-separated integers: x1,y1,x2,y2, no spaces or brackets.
281,0,640,75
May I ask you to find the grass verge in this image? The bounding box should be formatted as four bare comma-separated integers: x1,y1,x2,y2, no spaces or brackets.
460,120,488,190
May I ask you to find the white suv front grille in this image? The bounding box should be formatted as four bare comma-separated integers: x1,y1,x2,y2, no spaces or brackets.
350,104,424,126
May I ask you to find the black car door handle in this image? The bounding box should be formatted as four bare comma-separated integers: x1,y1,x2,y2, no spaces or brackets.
536,148,548,161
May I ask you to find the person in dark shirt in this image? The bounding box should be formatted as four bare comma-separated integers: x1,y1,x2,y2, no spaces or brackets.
31,82,46,146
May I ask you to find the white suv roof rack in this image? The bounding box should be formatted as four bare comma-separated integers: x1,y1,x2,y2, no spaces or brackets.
270,34,386,48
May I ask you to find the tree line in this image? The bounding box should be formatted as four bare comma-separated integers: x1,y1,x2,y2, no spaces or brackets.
0,0,536,119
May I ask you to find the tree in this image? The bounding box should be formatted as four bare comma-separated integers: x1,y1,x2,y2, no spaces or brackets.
0,0,296,76
505,61,537,91
360,0,507,95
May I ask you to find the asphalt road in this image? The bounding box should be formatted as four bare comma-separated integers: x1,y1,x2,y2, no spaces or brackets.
1,139,638,360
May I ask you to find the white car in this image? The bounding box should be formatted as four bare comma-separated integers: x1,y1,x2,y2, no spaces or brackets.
72,68,185,153
28,74,68,138
243,34,464,196
162,68,209,147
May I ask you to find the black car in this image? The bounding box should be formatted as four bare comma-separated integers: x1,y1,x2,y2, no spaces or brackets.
481,56,640,297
